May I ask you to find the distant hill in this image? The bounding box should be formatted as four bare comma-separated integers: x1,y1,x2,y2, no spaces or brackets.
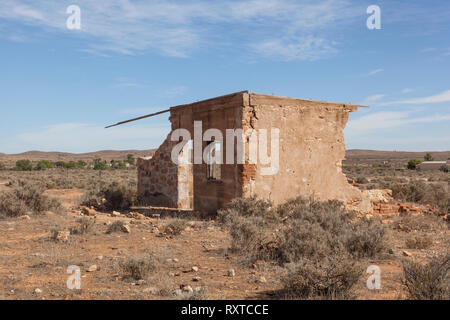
345,149,450,163
0,149,156,166
1,149,448,167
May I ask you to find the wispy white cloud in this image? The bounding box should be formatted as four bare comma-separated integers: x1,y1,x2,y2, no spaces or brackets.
347,111,450,133
401,88,414,94
112,77,149,88
251,36,337,61
380,90,450,106
0,0,360,60
362,94,385,105
366,68,384,76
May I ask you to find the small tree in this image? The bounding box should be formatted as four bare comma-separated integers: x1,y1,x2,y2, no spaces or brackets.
35,160,54,170
126,154,135,166
424,153,433,161
93,158,109,170
77,160,87,168
15,159,33,171
54,161,65,168
407,158,422,170
111,160,126,169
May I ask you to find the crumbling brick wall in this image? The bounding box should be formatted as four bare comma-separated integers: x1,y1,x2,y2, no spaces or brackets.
137,137,178,207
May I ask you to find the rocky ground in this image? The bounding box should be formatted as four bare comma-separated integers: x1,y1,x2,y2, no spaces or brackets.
0,188,448,300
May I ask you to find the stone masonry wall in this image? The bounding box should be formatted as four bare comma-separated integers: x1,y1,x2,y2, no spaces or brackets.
137,136,178,208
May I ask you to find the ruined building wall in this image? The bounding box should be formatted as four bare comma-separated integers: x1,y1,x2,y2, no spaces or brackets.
138,91,371,214
241,93,371,212
171,92,244,213
137,137,179,208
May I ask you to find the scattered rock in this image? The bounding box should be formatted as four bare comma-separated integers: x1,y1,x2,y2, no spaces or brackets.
34,288,42,294
174,289,183,296
191,266,199,272
227,269,235,277
121,224,131,233
97,255,104,260
81,207,96,216
53,231,70,243
182,285,193,293
173,258,179,263
142,287,159,295
403,250,412,257
111,211,121,217
257,276,267,283
192,276,202,282
87,265,98,272
20,215,31,220
136,280,145,286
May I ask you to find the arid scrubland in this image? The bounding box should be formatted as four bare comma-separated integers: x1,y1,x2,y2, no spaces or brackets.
0,159,448,300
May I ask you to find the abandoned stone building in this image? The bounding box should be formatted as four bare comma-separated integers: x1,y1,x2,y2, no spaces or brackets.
127,91,371,215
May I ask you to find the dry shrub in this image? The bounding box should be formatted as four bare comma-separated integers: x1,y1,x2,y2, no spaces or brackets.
218,198,277,260
217,197,275,224
176,286,209,300
219,197,388,299
119,255,159,280
82,181,136,211
0,181,61,218
344,218,387,259
0,192,28,218
106,220,127,234
402,254,450,300
395,213,447,232
405,236,434,249
389,181,449,213
164,219,187,236
70,217,95,235
219,197,387,264
282,256,363,300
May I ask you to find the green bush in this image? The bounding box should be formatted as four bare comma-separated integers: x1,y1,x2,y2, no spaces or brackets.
0,162,5,170
35,160,54,170
126,154,135,166
407,158,422,170
93,158,109,170
15,159,33,171
111,160,127,169
424,153,433,161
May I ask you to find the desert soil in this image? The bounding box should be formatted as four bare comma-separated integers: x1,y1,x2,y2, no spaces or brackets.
0,188,448,300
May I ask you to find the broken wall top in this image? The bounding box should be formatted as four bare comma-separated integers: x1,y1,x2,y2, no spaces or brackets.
169,91,366,115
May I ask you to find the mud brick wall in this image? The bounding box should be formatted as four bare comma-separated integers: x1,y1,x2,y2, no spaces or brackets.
241,92,371,213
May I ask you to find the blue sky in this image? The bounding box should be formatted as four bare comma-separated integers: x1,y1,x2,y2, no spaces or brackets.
0,0,449,153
